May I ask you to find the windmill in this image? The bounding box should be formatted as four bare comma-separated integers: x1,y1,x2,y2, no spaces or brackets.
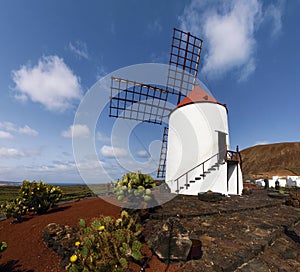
109,28,243,196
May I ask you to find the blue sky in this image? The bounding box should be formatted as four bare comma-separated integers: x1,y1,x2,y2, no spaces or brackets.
0,0,299,183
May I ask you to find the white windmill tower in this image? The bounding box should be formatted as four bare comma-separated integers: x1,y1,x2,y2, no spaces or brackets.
109,28,243,195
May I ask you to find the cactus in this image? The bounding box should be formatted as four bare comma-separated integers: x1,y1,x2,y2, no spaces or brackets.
113,171,156,203
66,212,144,272
0,241,7,260
0,242,7,253
0,180,62,222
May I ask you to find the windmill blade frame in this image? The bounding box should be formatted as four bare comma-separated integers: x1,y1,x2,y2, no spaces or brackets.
167,28,203,103
108,28,204,180
157,126,169,178
109,76,172,125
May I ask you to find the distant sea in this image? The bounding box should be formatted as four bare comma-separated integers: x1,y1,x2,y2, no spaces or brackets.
0,181,89,186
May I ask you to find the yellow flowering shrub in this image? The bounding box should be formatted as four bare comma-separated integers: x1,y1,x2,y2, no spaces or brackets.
0,180,62,222
66,211,143,272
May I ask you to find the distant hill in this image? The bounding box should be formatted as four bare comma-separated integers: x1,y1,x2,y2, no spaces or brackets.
240,142,300,179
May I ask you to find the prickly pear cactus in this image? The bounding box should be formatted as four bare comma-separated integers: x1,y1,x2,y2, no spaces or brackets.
0,242,7,253
66,211,143,272
0,180,62,222
114,171,156,203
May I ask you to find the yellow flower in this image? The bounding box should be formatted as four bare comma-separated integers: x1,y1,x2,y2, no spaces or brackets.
121,210,129,218
70,254,78,263
75,241,80,247
115,218,122,226
98,225,105,231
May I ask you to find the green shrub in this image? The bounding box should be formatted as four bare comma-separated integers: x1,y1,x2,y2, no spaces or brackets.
66,210,143,272
0,180,62,221
0,242,7,253
114,171,156,203
279,189,285,195
0,197,24,221
0,241,7,259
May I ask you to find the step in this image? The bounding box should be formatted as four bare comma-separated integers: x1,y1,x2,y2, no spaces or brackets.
175,190,179,193
189,180,196,183
195,177,201,180
185,184,190,188
208,167,216,171
180,186,184,190
204,171,210,174
200,174,206,177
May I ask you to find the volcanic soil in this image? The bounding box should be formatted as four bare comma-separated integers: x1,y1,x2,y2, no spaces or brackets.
1,189,300,272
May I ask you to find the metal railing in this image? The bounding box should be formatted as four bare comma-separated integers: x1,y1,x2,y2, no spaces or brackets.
174,147,228,193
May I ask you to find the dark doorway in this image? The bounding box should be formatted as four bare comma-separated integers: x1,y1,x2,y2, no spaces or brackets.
217,131,227,163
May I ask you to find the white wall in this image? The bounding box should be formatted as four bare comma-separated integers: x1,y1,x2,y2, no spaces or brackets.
255,176,300,187
227,163,243,195
269,176,286,187
287,176,300,186
166,102,238,195
167,159,228,195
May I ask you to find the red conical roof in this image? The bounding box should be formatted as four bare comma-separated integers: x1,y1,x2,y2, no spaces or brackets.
177,85,220,108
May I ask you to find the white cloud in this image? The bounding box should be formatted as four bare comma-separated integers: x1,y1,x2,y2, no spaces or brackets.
0,122,16,132
179,0,285,80
0,122,38,136
96,64,108,80
97,132,111,143
12,55,82,112
202,0,261,80
264,0,285,37
69,41,89,60
61,124,90,138
0,157,123,183
14,93,28,103
238,58,256,82
136,150,149,158
254,141,269,146
0,131,13,139
100,145,128,158
0,147,25,158
18,125,38,136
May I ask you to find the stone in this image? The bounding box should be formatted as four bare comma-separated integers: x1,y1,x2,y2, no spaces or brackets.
280,248,297,259
292,200,300,207
239,258,270,272
150,217,192,262
201,222,211,227
242,188,252,195
198,192,224,202
43,223,79,268
142,189,300,271
199,234,215,247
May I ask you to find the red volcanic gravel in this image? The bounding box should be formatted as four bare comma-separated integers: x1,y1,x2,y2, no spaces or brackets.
0,198,120,271
0,197,178,272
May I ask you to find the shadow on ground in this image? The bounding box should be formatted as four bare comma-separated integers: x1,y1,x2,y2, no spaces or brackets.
0,260,34,272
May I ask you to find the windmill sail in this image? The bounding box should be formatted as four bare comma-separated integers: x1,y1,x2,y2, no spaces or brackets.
155,29,203,178
108,28,204,179
157,126,169,178
110,77,172,125
167,28,203,103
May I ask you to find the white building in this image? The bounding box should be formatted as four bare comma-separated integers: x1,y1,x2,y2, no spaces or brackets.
268,176,286,187
255,176,300,187
286,176,300,187
165,85,243,195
